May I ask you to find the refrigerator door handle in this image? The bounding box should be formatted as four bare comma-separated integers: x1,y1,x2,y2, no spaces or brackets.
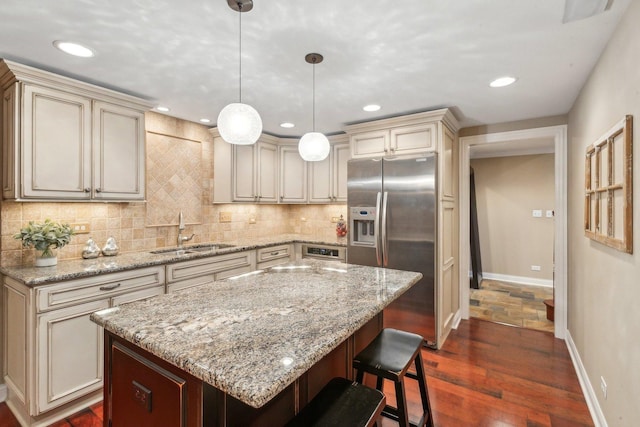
381,191,389,267
375,191,382,266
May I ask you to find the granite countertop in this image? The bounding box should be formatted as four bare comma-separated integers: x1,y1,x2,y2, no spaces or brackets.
90,259,422,408
0,234,347,286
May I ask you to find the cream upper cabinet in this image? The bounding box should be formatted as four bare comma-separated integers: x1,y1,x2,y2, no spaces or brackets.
92,101,145,200
0,60,151,202
215,136,280,204
308,138,350,203
279,143,307,203
348,119,437,159
21,84,92,200
232,137,278,203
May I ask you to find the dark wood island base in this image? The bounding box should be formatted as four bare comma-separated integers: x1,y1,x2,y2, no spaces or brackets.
103,314,382,427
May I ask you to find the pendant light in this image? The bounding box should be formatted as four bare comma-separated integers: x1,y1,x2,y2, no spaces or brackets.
217,0,262,145
298,53,330,162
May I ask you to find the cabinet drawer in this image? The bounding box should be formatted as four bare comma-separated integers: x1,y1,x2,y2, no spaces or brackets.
36,267,165,313
257,245,292,263
166,251,255,284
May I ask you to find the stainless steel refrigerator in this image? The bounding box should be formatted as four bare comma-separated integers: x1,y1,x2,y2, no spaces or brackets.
347,155,436,347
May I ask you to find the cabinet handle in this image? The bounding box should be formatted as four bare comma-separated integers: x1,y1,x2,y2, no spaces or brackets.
84,187,91,193
99,283,121,291
95,188,102,193
270,251,280,256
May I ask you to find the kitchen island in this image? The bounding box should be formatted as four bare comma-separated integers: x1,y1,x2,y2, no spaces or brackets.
90,260,421,426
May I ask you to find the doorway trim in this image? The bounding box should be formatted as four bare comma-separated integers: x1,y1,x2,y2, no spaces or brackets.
458,125,567,339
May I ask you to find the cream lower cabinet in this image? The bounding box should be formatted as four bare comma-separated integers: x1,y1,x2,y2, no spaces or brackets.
2,266,165,427
166,250,256,293
256,244,293,269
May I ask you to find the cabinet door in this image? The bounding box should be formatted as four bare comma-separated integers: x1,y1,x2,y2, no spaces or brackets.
308,155,332,203
279,145,307,203
36,299,109,413
349,130,388,159
233,144,257,201
93,101,145,201
257,141,278,202
332,142,350,202
390,123,436,155
22,85,92,200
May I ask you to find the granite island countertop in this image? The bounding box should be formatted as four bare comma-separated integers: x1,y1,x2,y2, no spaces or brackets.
90,259,421,408
0,234,347,287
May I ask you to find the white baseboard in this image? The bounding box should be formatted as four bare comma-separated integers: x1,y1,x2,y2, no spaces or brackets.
452,309,462,329
481,272,553,288
0,383,6,402
565,330,606,426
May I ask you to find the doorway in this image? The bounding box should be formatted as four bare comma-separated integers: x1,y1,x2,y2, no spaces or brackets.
459,125,567,339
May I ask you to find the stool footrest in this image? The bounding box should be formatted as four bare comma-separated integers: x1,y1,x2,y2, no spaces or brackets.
381,405,429,427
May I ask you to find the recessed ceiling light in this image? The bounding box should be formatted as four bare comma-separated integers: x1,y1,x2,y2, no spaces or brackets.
199,118,211,123
156,106,170,112
280,122,295,128
363,104,381,112
489,76,517,88
52,40,94,58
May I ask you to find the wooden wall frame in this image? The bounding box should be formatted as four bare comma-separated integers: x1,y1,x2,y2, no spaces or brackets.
584,115,633,253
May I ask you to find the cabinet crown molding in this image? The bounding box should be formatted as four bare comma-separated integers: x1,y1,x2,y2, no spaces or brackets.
344,108,460,134
0,59,153,111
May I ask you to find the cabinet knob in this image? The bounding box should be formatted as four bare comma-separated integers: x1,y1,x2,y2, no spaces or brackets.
95,188,102,193
84,187,91,193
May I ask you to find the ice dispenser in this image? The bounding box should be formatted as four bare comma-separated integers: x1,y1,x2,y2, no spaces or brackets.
350,207,376,247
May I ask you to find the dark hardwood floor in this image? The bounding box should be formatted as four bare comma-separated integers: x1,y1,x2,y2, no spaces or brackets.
0,319,593,427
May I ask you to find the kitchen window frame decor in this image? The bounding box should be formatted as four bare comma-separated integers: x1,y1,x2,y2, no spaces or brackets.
584,115,633,253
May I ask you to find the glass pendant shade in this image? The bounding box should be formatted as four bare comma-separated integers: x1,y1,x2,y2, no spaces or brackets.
299,132,330,161
217,102,263,145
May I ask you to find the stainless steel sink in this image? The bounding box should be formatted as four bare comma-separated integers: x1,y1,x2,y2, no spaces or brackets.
150,243,235,255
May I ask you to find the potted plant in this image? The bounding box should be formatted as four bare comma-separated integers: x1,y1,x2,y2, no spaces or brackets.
14,219,74,267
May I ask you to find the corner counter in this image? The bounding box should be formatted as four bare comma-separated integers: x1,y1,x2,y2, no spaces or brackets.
92,260,421,426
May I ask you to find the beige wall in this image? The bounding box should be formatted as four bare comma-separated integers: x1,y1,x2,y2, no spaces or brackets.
471,154,554,281
567,1,640,424
0,112,346,267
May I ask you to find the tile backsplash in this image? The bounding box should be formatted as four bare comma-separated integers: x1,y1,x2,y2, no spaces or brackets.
0,112,347,267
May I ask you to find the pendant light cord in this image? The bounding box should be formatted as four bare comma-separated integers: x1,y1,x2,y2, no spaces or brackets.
312,59,316,132
238,2,243,103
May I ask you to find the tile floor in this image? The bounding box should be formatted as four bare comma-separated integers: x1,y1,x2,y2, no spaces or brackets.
469,279,555,333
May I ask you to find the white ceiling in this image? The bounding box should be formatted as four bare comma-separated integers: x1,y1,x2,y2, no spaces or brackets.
0,0,631,137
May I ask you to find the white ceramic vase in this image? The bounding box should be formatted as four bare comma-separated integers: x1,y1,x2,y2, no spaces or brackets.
35,250,57,267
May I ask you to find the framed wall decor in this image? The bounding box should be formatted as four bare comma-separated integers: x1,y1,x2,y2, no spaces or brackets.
584,115,633,253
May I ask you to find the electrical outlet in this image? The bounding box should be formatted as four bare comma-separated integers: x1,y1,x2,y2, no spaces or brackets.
219,212,232,223
71,222,90,234
546,210,554,218
331,216,340,223
531,265,541,271
248,217,256,224
532,209,543,218
600,376,607,399
301,217,307,222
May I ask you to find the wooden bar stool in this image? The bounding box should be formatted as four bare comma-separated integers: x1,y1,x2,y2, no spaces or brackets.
286,377,385,427
353,328,433,427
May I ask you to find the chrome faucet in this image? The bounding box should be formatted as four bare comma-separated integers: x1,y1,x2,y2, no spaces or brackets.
177,211,195,247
